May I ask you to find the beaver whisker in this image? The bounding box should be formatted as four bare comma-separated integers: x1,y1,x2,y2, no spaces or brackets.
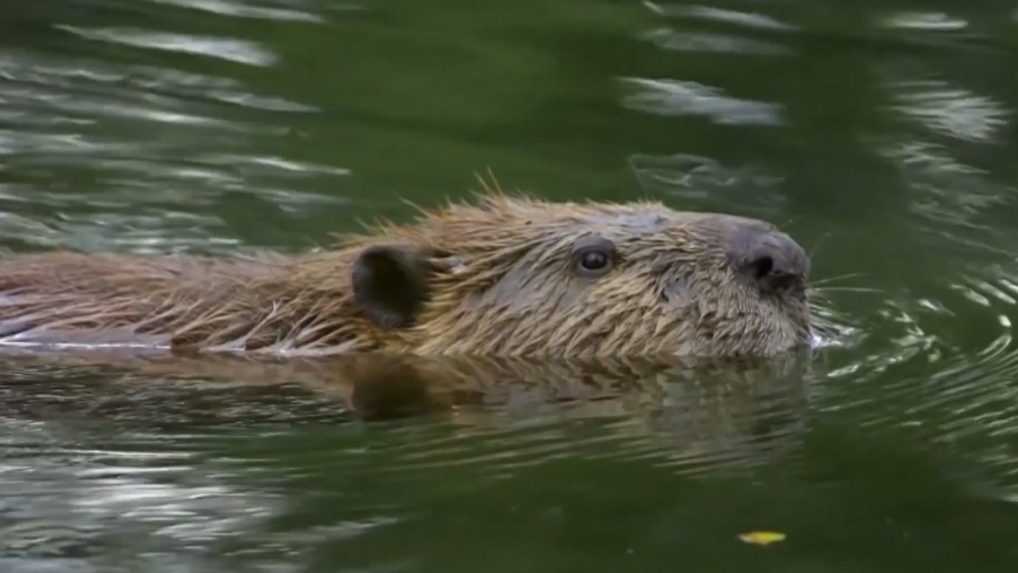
810,286,882,294
810,272,866,287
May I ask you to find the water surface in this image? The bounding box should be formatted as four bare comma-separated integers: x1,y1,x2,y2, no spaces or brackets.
2,1,1018,571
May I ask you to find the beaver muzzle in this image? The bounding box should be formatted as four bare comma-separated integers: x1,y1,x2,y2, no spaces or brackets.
726,221,810,296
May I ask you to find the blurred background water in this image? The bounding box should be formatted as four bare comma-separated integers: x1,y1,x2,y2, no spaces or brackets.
2,1,1018,571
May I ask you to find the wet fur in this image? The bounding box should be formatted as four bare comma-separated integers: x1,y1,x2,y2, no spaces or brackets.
0,193,811,357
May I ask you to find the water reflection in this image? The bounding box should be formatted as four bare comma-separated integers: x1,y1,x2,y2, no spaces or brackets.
147,0,326,22
621,78,783,125
644,2,798,32
57,26,278,67
0,351,815,568
814,262,1018,491
3,352,814,467
629,153,787,217
0,427,282,569
0,38,346,254
640,27,791,56
880,12,968,32
890,80,1010,143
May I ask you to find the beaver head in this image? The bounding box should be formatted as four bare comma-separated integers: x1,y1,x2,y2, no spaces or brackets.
332,195,811,357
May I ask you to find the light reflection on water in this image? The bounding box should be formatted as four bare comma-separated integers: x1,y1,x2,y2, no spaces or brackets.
621,78,784,126
890,79,1010,143
58,26,279,67
146,0,327,23
640,27,792,56
644,2,798,32
880,12,969,32
629,153,787,219
0,40,348,253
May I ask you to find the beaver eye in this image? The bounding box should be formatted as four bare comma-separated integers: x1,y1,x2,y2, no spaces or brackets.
581,251,608,271
572,236,616,278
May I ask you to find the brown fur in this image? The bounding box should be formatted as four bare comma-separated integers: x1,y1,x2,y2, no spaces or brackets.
0,192,811,357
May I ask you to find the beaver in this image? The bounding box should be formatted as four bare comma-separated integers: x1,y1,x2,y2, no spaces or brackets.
0,191,811,357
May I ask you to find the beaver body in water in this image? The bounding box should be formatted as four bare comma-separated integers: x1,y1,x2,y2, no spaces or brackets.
0,194,811,357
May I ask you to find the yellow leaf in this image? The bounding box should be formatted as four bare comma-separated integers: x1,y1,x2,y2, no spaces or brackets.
737,531,787,546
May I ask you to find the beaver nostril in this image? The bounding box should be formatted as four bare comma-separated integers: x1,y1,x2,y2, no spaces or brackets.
749,255,774,280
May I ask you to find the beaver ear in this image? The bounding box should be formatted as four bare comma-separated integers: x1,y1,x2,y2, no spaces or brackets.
352,245,431,329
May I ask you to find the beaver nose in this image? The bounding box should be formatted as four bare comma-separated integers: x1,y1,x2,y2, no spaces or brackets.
727,222,809,293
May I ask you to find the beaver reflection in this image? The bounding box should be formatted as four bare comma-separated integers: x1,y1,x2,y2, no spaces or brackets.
2,350,812,473
334,353,812,467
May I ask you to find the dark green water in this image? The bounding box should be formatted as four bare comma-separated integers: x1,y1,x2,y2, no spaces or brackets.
3,1,1018,571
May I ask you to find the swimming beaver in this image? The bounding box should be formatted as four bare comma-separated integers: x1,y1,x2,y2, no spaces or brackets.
0,193,811,357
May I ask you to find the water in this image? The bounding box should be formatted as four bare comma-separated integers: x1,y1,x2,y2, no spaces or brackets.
2,0,1018,570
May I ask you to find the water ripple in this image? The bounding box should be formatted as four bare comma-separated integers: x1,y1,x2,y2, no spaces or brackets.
0,55,314,114
0,43,346,254
641,27,791,56
813,261,1018,497
208,154,351,177
621,78,783,125
889,80,1011,143
56,26,278,67
875,135,1018,258
629,153,786,217
644,2,798,31
0,439,286,567
880,12,969,32
148,0,325,23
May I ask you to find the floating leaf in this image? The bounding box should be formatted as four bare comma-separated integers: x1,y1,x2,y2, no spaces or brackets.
737,531,787,546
